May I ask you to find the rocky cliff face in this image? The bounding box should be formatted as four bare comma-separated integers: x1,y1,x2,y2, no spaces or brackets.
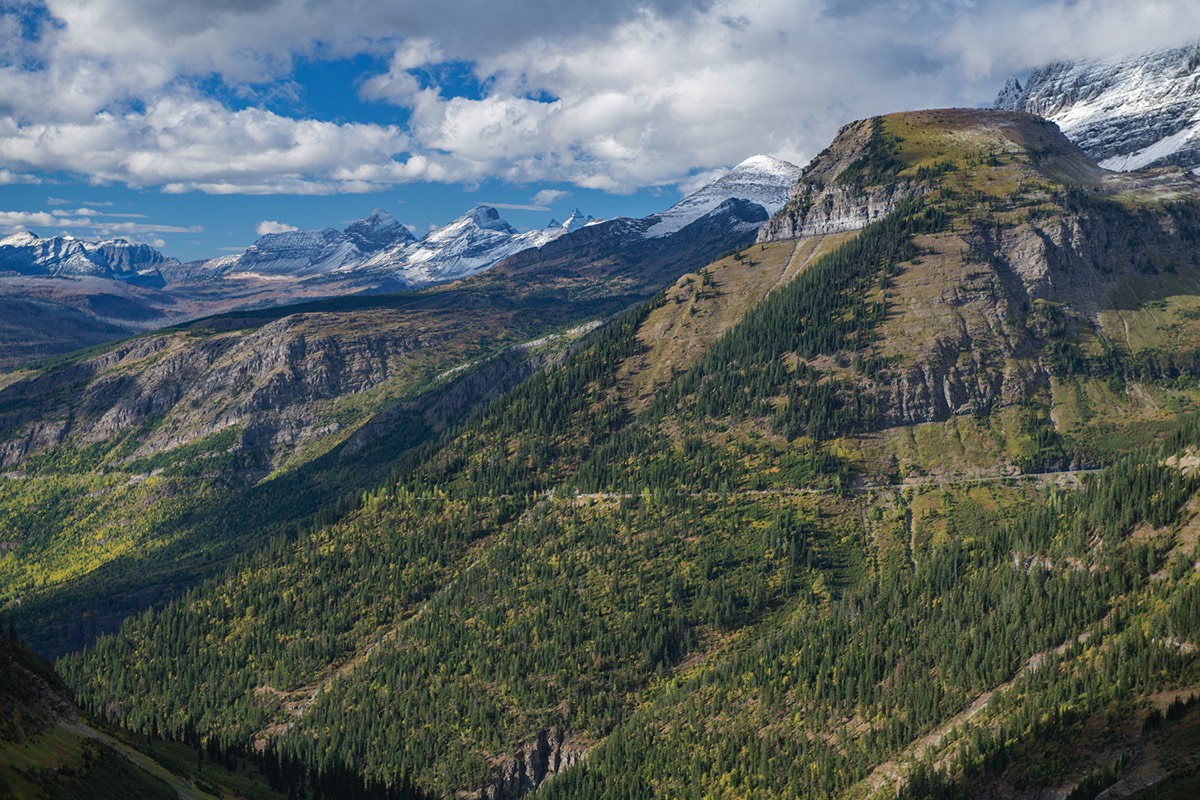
877,190,1200,426
757,117,922,242
758,109,1200,429
480,729,587,800
0,314,448,472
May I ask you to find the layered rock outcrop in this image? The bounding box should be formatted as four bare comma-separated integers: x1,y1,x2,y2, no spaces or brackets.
480,728,587,800
758,117,922,242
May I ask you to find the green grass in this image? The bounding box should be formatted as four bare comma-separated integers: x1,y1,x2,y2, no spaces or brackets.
112,732,285,800
0,726,176,800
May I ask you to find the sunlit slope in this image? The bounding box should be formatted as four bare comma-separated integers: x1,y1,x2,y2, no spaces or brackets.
57,109,1200,799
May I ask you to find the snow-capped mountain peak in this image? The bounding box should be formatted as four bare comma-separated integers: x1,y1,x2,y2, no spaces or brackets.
0,230,172,284
644,154,801,238
221,209,417,278
385,206,525,281
731,154,803,181
469,205,519,234
995,40,1200,173
344,209,413,253
0,231,39,247
562,208,592,233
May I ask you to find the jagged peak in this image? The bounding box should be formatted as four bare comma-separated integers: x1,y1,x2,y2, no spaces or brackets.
0,230,40,246
345,208,406,236
562,208,591,232
471,205,505,225
363,208,395,223
993,76,1025,110
436,205,518,235
344,208,414,253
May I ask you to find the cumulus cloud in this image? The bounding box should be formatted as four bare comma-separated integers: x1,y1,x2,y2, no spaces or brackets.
256,219,299,235
3,1,1200,196
0,169,42,185
0,211,62,230
0,93,421,193
531,189,571,206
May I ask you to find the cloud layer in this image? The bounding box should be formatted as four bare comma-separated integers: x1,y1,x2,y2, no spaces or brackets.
3,0,1199,196
0,207,200,242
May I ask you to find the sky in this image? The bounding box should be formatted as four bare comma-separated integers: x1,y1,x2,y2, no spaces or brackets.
0,0,1198,262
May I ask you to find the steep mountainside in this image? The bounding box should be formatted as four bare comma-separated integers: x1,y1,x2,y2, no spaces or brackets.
52,109,1200,800
0,190,770,659
0,631,301,799
762,109,1200,439
995,40,1200,172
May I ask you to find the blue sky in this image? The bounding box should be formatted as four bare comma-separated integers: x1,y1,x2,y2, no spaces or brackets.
1,0,1198,262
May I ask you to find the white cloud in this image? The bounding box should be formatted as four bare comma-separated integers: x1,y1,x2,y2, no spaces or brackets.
0,168,41,185
256,219,299,235
937,1,1200,79
52,207,146,219
3,1,1200,196
0,208,200,240
0,211,61,230
531,189,570,206
479,202,549,212
0,93,421,193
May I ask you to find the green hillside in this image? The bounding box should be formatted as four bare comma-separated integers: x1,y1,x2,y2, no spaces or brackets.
7,108,1200,798
0,202,765,659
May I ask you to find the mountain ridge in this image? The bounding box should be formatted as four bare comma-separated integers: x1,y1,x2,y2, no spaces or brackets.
0,157,800,368
0,231,175,286
995,39,1200,173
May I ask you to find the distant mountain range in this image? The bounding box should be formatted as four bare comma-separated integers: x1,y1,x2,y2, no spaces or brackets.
0,156,800,366
183,206,587,287
0,231,175,286
996,39,1200,172
181,155,797,287
2,155,799,295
